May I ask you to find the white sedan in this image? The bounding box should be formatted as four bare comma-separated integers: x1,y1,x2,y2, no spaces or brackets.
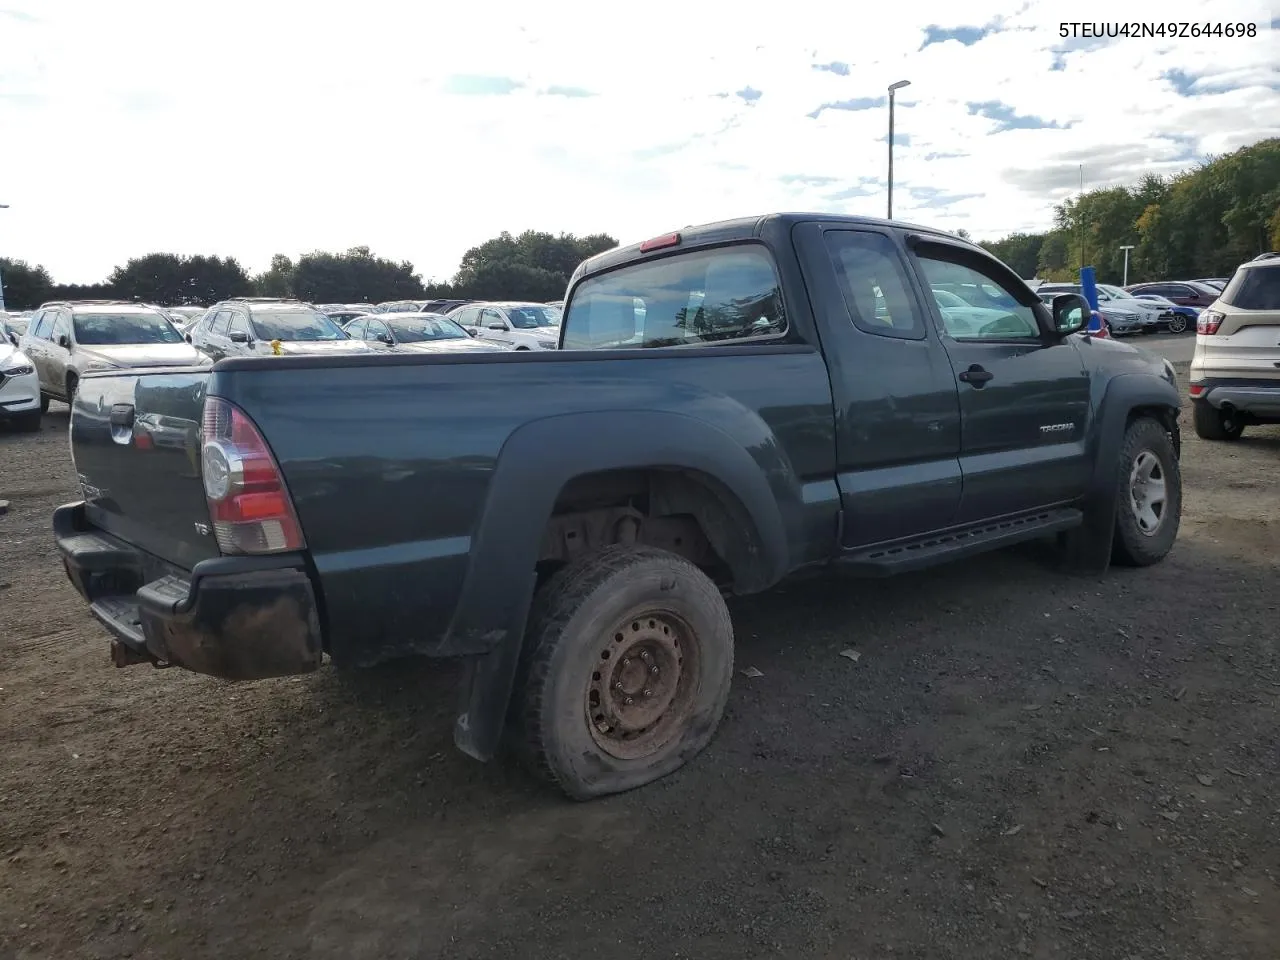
0,338,42,432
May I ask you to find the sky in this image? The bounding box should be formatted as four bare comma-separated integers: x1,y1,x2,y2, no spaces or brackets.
0,0,1277,284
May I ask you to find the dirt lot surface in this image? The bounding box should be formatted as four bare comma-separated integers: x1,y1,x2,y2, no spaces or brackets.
2,383,1278,960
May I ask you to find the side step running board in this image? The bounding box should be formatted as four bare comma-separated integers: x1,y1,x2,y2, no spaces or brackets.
837,507,1083,577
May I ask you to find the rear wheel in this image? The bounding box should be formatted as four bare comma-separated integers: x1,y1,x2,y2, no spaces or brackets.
1192,399,1244,441
1112,417,1181,566
512,545,734,800
1166,314,1188,334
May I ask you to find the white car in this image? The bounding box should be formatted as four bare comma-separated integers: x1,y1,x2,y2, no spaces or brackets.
0,338,42,431
448,301,562,350
343,313,510,354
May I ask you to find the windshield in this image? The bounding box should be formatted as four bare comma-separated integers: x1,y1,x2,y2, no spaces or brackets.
388,317,468,342
1097,284,1134,299
506,305,561,329
250,309,347,341
72,312,185,345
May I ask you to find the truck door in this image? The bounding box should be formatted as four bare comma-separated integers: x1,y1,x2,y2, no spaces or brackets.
793,223,963,547
906,238,1092,522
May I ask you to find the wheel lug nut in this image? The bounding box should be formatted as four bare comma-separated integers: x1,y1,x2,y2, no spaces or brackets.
650,666,659,675
642,688,652,697
614,682,624,691
624,697,634,705
621,657,631,666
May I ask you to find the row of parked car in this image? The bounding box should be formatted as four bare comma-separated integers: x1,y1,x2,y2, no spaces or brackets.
0,296,563,431
1029,278,1228,336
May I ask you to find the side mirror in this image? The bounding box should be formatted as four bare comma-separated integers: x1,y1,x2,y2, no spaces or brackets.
465,328,479,337
377,333,394,345
1051,294,1089,336
228,331,250,344
486,322,508,331
184,333,193,343
58,334,70,348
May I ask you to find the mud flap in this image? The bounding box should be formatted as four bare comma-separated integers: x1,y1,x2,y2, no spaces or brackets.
453,635,526,762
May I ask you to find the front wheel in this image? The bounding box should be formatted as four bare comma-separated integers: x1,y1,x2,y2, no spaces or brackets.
1112,417,1181,566
1192,399,1244,441
39,393,50,414
1166,314,1188,334
15,410,41,433
65,373,79,404
512,545,734,800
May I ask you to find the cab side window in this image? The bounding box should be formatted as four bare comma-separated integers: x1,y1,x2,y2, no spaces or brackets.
916,254,1040,341
823,231,923,341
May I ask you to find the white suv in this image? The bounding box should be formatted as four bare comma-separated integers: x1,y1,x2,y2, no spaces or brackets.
1189,253,1280,440
448,301,561,350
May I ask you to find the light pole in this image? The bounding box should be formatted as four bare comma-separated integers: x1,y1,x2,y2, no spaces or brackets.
887,80,911,220
1119,244,1135,286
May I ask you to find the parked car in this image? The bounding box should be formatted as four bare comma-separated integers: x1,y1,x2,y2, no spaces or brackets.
1125,280,1220,309
421,299,475,314
19,301,204,410
343,312,508,353
54,212,1183,800
1189,254,1280,440
3,313,32,337
1130,294,1199,331
0,336,41,431
187,299,373,362
1192,278,1229,291
375,300,432,314
448,301,562,349
1037,283,1166,334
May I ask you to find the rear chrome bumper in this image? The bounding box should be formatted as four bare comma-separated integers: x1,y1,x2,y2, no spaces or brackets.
54,501,323,680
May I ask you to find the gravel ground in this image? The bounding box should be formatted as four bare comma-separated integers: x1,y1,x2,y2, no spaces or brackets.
1,380,1277,960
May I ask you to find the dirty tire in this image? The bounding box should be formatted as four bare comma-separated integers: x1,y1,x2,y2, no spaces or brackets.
1112,417,1181,567
513,545,733,801
1192,399,1244,441
65,373,79,404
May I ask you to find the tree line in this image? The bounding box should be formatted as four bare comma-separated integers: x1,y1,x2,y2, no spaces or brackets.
981,138,1279,283
0,230,619,310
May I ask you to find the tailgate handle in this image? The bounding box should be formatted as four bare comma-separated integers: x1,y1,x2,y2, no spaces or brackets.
110,403,135,428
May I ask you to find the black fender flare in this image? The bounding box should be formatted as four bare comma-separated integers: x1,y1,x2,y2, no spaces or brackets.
448,409,798,760
1067,372,1181,571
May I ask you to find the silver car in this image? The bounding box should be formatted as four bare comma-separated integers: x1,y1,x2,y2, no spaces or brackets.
19,301,205,407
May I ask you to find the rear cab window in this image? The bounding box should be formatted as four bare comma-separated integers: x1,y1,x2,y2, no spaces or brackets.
1221,265,1280,311
561,243,786,350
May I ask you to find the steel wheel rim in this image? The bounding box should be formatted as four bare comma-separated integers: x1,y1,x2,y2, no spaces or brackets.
1128,450,1168,536
585,610,700,760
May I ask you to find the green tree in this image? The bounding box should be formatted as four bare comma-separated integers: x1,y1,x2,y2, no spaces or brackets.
982,138,1279,284
0,258,54,310
981,232,1044,279
252,254,296,298
450,230,618,300
108,253,251,304
292,247,425,303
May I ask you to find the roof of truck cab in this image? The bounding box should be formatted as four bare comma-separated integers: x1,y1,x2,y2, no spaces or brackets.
573,212,968,280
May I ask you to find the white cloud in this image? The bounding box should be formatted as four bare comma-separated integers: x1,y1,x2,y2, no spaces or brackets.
0,0,1276,282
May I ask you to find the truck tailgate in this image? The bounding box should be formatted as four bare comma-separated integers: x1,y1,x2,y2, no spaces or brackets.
70,370,220,571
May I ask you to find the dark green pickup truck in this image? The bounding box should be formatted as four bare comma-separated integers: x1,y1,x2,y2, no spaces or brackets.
55,213,1183,798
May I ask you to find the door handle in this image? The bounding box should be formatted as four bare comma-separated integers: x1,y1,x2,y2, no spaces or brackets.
958,364,994,387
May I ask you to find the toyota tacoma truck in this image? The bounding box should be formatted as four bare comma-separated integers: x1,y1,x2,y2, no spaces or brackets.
54,213,1183,799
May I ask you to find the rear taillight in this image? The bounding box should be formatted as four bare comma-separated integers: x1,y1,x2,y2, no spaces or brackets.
1188,383,1206,398
200,397,305,555
1197,309,1224,335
